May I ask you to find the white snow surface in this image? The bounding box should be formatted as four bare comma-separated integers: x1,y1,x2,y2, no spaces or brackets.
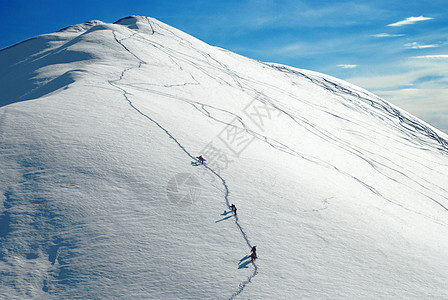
1,15,448,299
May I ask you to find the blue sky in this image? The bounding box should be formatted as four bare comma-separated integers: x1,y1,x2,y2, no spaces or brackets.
1,0,447,133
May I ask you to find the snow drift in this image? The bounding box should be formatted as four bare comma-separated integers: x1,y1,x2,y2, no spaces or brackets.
1,16,448,299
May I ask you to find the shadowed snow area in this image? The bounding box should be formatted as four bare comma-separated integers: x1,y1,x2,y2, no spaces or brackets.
1,15,448,299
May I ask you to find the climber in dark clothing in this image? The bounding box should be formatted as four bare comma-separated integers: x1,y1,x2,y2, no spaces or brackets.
197,155,206,164
230,204,237,215
251,246,257,258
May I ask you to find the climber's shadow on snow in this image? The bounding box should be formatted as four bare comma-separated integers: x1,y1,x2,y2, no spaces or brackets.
238,255,251,269
191,161,201,166
239,255,250,263
215,212,233,223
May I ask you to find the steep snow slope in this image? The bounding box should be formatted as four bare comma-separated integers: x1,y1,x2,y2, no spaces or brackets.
1,16,448,299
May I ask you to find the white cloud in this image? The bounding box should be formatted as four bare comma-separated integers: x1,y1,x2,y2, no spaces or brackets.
411,55,448,59
405,42,439,49
343,60,448,134
377,88,448,135
372,33,405,38
337,64,358,69
387,16,433,27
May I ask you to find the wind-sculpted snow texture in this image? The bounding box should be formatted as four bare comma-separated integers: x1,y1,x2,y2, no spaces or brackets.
1,16,448,299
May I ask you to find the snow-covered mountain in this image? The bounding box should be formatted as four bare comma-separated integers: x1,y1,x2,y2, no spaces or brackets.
1,16,448,299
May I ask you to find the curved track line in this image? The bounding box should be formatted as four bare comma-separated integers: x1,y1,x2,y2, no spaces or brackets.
109,28,257,299
112,27,448,223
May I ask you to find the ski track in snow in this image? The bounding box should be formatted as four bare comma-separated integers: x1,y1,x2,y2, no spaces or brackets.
136,24,448,196
109,26,258,299
114,18,448,228
266,65,448,212
128,30,448,224
159,37,448,219
268,64,448,155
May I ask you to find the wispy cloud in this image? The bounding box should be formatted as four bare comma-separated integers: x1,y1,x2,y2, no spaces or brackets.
337,64,358,69
372,33,406,38
411,55,448,59
379,87,448,134
387,16,433,27
343,55,448,134
405,42,439,49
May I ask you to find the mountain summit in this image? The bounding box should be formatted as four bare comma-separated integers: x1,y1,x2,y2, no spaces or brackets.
1,16,448,299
